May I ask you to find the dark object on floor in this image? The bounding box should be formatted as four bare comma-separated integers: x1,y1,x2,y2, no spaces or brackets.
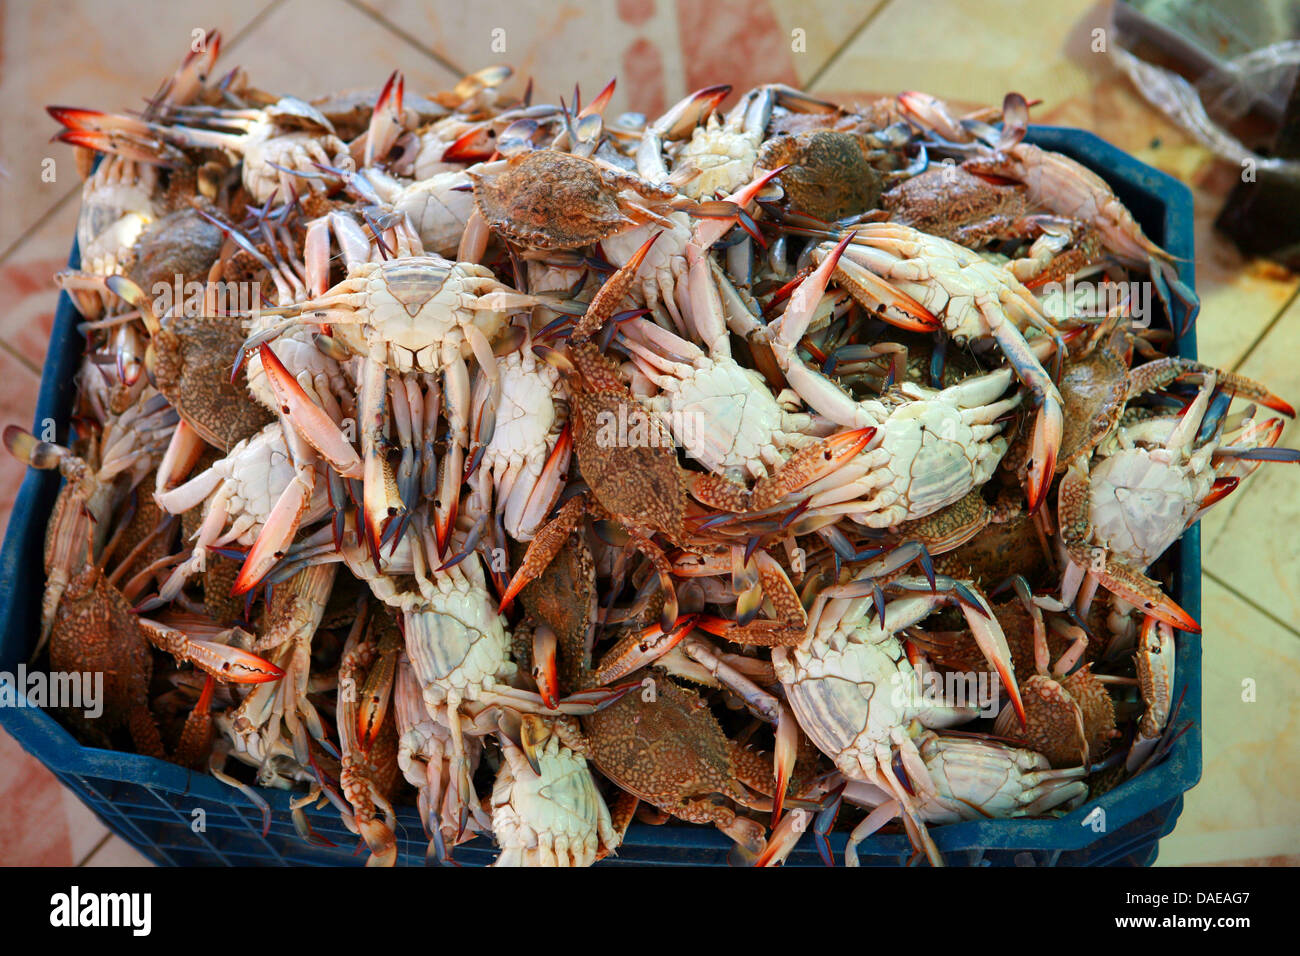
1215,74,1300,270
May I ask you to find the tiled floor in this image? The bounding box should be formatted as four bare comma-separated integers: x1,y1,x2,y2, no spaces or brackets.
0,0,1296,867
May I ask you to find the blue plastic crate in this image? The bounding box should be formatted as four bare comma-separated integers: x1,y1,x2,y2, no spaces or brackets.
0,126,1200,866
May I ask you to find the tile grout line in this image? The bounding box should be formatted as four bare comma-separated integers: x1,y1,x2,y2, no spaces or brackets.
802,0,895,93
0,0,285,272
1204,569,1300,640
340,0,466,78
223,0,290,51
1229,283,1299,374
77,830,113,866
0,187,78,270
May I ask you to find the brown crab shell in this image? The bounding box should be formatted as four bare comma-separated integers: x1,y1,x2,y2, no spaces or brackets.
757,130,883,221
1057,344,1130,471
581,676,758,815
998,667,1115,769
469,151,674,250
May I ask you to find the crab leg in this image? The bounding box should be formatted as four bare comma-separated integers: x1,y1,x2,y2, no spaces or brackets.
137,618,283,683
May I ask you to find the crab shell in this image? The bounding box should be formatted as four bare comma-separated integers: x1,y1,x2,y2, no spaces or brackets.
1086,443,1211,570
904,732,1088,822
777,631,928,781
491,724,617,867
756,130,884,221
674,114,760,199
402,561,517,709
468,150,677,250
331,256,512,373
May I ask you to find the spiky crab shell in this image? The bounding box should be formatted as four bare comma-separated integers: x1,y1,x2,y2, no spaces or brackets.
330,256,512,374
581,677,749,810
756,130,882,220
996,668,1113,769
470,151,673,250
1057,346,1129,470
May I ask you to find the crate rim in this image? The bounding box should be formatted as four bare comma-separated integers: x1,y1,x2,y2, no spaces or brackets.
0,123,1202,863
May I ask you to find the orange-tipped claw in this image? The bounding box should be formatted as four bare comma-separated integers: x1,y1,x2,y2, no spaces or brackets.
186,639,284,684
1025,400,1062,514
577,77,616,119
1201,476,1239,508
532,626,560,710
772,708,797,826
1103,570,1201,635
230,474,312,595
441,126,494,163
259,344,362,478
591,615,697,685
623,230,661,273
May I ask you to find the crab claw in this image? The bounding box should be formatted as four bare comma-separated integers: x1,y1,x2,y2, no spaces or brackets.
498,495,586,613
364,70,405,168
442,126,495,163
231,471,314,595
772,706,798,826
508,423,572,539
690,165,787,252
138,621,284,684
1024,396,1063,514
576,77,616,119
53,127,183,169
531,625,560,710
1099,564,1201,634
745,425,876,511
817,237,940,332
590,614,698,685
956,587,1025,727
259,344,362,478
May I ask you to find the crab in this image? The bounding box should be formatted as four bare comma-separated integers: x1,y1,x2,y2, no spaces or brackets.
831,729,1090,866
801,225,1065,512
237,210,543,555
468,148,678,251
466,324,571,542
772,552,1025,865
5,425,280,757
756,126,922,222
105,274,275,453
499,233,874,638
1058,364,1297,632
151,420,331,604
898,91,1198,325
985,582,1117,768
649,84,840,200
490,714,621,867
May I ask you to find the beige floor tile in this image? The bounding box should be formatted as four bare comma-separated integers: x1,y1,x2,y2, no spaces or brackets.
62,788,111,864
0,0,272,255
1200,296,1300,632
354,0,689,119
82,833,154,866
767,0,888,87
230,0,459,103
0,728,75,865
0,196,80,374
810,0,1106,107
1155,579,1300,866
